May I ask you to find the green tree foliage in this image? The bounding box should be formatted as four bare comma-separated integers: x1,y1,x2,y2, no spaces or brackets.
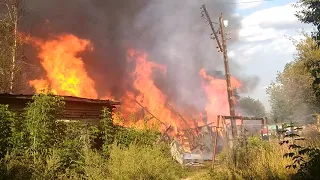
280,129,320,180
54,121,88,176
238,96,266,117
267,35,320,123
24,93,65,155
100,108,115,155
295,0,320,43
295,1,320,102
284,144,320,180
115,126,161,148
266,82,293,123
294,36,320,104
0,105,15,158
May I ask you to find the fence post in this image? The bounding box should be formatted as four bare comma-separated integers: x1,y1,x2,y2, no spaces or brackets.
212,115,221,169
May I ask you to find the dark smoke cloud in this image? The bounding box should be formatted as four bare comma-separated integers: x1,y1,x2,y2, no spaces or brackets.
237,76,261,93
19,0,253,112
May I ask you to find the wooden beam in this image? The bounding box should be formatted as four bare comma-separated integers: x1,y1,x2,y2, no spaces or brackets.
166,102,190,127
221,116,266,120
134,99,166,126
212,115,221,169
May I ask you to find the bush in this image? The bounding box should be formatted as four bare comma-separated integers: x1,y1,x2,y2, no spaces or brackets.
0,105,15,158
0,152,33,180
82,148,109,180
54,121,87,175
214,136,295,180
0,93,185,180
282,134,320,179
114,126,161,148
100,108,115,152
108,143,184,180
24,93,65,153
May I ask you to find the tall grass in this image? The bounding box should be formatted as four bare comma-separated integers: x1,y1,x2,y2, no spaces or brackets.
190,136,297,180
108,143,185,180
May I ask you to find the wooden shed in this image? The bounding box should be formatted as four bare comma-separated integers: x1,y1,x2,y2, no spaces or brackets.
0,94,120,124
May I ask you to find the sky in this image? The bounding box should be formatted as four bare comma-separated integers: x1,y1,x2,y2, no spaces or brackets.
230,0,313,111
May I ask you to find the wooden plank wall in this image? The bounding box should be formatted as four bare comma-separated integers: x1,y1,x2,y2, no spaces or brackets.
0,95,117,123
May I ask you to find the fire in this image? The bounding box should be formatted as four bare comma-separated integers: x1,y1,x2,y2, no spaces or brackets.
121,49,181,134
199,68,242,126
26,34,98,99
26,32,243,140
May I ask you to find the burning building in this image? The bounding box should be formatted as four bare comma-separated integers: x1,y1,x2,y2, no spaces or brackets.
0,0,263,158
20,33,242,136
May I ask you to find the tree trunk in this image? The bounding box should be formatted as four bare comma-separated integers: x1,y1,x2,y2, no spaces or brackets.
9,0,18,93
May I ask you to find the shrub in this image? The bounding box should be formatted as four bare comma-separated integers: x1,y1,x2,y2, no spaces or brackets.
54,121,87,174
215,136,295,180
100,108,115,155
24,93,65,154
282,134,320,179
108,143,184,180
0,152,33,180
114,126,161,148
82,147,109,180
0,105,15,158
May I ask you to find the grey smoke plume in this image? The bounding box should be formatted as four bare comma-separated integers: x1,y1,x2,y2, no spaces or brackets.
20,0,255,112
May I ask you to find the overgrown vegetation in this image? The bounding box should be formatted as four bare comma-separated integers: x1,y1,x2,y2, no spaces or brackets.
0,93,184,179
187,137,296,180
279,126,320,180
260,1,320,178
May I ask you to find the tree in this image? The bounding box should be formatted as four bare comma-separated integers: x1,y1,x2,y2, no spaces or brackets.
266,82,293,123
0,0,29,94
267,35,320,124
238,96,266,117
295,1,320,107
0,12,15,93
295,0,320,43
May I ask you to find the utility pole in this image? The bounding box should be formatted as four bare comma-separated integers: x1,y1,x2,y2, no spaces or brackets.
201,5,237,145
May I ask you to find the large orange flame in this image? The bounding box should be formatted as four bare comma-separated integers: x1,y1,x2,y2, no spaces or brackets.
26,34,98,99
26,33,243,141
199,68,242,126
120,49,181,134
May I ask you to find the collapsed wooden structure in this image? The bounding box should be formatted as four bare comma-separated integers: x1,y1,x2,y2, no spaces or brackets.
170,114,268,166
211,115,268,168
0,94,120,124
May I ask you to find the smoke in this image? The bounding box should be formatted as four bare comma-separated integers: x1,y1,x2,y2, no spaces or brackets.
237,76,261,93
19,0,256,111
